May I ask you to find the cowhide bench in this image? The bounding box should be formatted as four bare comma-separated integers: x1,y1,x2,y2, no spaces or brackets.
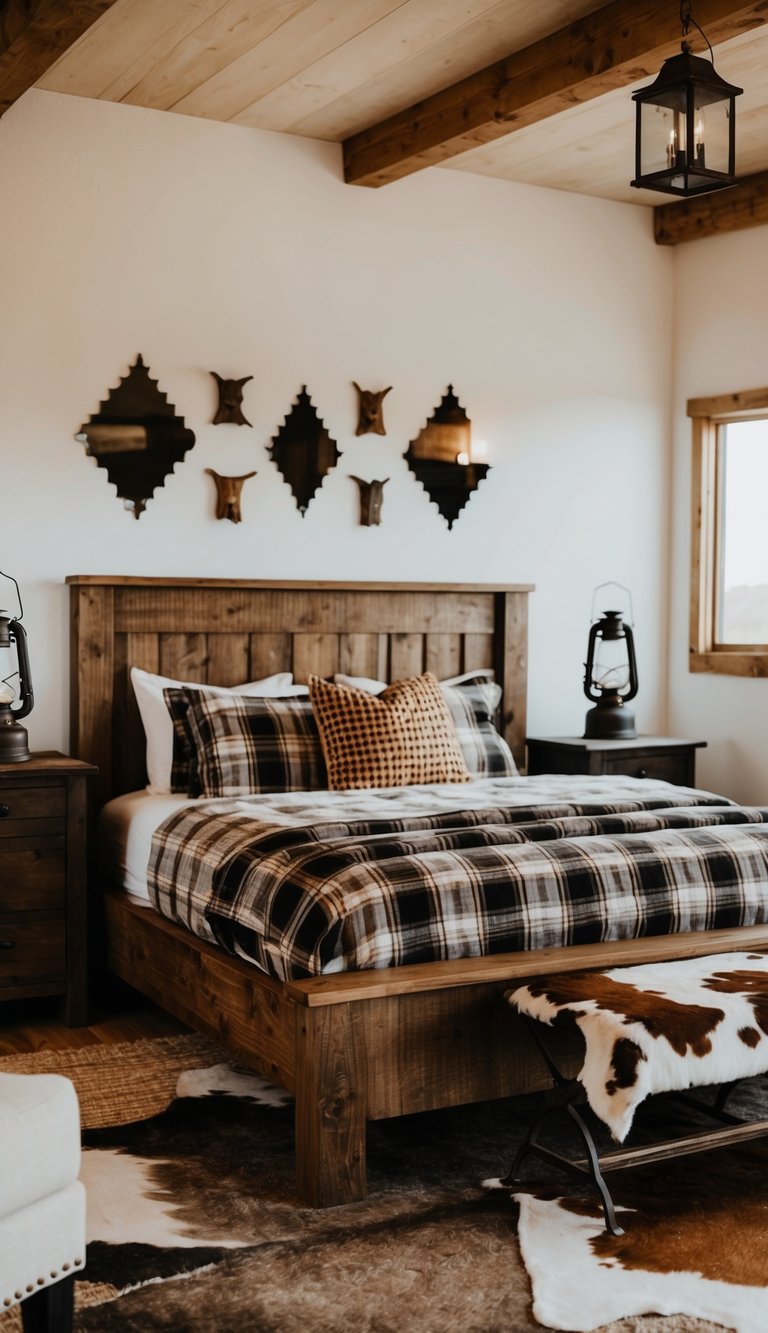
499,950,768,1235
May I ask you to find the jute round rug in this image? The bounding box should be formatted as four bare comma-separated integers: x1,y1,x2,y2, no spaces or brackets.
0,1035,761,1332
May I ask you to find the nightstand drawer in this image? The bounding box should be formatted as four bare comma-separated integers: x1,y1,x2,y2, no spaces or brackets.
0,786,67,838
599,753,690,785
0,840,66,912
0,914,66,986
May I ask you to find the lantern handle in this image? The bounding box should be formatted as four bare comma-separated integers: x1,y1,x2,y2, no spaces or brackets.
623,623,639,705
680,0,715,63
590,582,634,627
7,619,33,721
0,569,23,622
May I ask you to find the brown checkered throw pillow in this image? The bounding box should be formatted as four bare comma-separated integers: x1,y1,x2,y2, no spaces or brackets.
309,672,471,791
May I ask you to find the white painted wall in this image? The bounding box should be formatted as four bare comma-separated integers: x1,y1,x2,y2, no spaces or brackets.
671,225,768,802
0,90,674,758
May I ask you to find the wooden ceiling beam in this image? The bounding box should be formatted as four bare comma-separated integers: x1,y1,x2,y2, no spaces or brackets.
343,0,768,188
0,0,119,117
654,168,768,243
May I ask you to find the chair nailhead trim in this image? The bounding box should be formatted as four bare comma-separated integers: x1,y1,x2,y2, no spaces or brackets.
62,1264,70,1272
25,1284,33,1292
3,1298,11,1307
74,1258,83,1266
14,1291,22,1300
50,1271,58,1280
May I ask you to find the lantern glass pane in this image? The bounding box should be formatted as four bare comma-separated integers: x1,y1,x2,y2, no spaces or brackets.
691,93,731,174
590,637,630,692
0,642,18,705
639,101,688,177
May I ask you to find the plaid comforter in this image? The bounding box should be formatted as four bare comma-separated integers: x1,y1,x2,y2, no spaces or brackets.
147,776,768,980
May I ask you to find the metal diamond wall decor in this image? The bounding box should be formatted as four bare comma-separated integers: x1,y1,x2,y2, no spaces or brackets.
405,386,489,529
268,386,341,515
76,354,196,518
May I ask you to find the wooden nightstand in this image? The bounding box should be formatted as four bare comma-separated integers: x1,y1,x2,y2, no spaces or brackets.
0,752,96,1026
526,736,707,788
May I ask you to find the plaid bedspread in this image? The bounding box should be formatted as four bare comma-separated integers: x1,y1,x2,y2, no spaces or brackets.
146,776,768,980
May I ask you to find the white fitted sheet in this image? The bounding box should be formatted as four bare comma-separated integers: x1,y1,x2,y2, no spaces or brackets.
98,791,194,903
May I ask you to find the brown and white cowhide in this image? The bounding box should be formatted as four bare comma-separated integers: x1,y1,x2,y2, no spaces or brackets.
10,1041,766,1332
510,1102,768,1333
509,951,768,1141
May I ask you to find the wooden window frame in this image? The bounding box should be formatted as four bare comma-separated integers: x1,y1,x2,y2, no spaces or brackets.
689,386,768,677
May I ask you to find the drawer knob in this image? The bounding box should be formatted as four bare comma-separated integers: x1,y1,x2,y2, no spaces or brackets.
0,940,15,950
637,767,648,779
0,804,8,818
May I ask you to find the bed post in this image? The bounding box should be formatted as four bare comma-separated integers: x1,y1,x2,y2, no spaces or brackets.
294,1002,368,1207
69,583,114,805
494,590,529,771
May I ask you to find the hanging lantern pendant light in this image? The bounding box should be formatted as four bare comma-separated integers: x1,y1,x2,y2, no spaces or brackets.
631,0,742,197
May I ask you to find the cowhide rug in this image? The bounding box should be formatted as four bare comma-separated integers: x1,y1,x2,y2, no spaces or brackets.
0,1036,765,1332
509,952,768,1142
492,1080,768,1333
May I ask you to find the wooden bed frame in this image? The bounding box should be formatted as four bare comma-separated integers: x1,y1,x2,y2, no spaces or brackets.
68,576,768,1208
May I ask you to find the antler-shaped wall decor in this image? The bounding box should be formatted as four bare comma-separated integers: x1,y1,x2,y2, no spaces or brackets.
353,383,392,436
210,372,253,426
351,476,388,526
206,469,256,523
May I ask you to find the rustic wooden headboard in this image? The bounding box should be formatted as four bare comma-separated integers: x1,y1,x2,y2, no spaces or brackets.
67,577,533,803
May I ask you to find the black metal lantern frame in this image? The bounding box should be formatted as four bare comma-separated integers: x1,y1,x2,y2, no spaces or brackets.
583,586,639,741
0,569,34,763
631,2,742,198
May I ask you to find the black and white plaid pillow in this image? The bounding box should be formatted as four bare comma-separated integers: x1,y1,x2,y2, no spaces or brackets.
440,678,518,777
164,689,326,797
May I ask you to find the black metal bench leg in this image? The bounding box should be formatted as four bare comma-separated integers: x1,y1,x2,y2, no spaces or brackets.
20,1275,74,1333
566,1103,624,1237
500,1100,563,1186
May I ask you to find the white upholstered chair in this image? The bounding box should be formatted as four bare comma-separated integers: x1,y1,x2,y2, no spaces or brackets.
0,1073,85,1332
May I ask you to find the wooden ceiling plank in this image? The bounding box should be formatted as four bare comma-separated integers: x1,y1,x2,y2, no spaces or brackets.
168,0,410,123
37,0,226,101
447,81,634,175
291,0,595,139
232,0,515,134
654,168,768,244
342,0,768,187
94,0,236,104
116,0,317,111
0,0,120,113
232,0,594,138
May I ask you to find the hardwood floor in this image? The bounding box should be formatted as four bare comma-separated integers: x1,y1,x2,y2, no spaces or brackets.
0,982,187,1055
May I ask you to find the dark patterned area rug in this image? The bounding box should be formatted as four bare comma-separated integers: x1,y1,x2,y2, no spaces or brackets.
0,1036,765,1332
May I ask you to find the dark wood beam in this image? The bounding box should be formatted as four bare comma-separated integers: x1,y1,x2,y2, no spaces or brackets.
654,169,768,244
343,1,768,188
0,0,119,117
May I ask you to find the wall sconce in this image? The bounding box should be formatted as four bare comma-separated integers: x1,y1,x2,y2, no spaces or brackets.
0,570,34,762
583,585,638,740
630,1,741,197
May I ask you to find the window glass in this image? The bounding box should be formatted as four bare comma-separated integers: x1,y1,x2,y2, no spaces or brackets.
718,418,768,644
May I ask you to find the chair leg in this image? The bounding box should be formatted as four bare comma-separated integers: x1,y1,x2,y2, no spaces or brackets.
20,1275,74,1333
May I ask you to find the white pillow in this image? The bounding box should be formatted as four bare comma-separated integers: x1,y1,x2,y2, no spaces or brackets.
333,668,496,697
130,667,305,793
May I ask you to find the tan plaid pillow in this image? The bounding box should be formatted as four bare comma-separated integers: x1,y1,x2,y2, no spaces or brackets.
309,672,471,791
